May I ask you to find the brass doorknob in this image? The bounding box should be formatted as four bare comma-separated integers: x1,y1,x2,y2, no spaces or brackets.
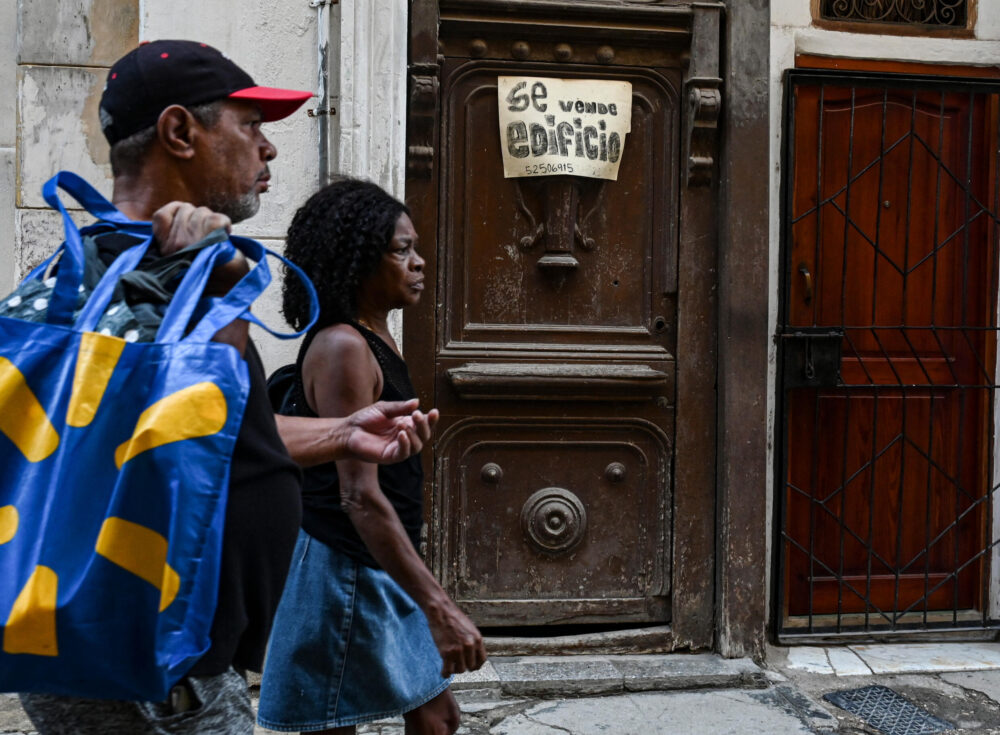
798,263,813,305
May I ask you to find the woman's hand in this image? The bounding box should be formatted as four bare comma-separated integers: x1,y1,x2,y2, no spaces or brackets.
424,598,488,676
276,400,440,467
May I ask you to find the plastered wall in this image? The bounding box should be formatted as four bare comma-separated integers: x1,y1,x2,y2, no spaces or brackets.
1,0,16,296
4,0,408,373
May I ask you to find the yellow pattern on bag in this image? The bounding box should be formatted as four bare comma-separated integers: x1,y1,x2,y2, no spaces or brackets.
3,566,58,656
66,333,126,428
115,382,228,468
96,518,181,612
0,358,59,462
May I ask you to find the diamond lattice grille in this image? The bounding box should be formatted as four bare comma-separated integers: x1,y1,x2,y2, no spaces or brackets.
779,73,1000,637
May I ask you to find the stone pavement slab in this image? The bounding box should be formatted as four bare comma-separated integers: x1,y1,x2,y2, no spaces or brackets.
942,670,1000,706
825,647,872,676
488,689,818,735
453,660,501,689
784,642,1000,677
609,653,766,691
0,695,32,735
476,652,766,698
785,646,836,674
492,656,623,697
849,642,1000,674
769,684,840,732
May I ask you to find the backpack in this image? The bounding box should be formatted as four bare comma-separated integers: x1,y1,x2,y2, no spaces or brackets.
266,363,299,415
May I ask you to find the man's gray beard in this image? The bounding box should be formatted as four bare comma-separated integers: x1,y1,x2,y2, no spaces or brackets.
206,190,260,224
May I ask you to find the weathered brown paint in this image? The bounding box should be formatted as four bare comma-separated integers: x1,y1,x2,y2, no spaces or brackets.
407,0,725,645
671,3,722,652
717,0,770,659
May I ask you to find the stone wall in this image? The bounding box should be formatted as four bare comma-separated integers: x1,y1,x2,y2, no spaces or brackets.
3,0,408,372
1,0,16,295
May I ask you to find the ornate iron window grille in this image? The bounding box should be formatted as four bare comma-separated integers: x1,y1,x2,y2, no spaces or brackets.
820,0,968,28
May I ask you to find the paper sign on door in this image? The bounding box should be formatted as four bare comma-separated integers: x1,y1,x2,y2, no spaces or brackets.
498,76,632,181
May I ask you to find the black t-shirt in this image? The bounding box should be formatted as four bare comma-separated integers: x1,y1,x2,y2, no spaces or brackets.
95,232,302,676
188,342,302,675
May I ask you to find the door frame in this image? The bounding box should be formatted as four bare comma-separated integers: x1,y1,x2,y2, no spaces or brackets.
405,0,757,653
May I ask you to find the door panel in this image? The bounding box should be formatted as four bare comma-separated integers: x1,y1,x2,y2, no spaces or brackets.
436,419,670,625
441,63,678,349
407,0,722,640
786,390,984,616
432,60,679,627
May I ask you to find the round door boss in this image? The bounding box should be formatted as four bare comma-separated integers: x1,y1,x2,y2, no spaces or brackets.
520,487,587,555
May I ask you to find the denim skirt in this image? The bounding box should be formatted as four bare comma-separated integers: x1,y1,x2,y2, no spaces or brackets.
256,529,451,732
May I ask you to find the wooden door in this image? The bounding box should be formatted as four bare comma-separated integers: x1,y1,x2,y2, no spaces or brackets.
406,2,722,634
780,73,999,630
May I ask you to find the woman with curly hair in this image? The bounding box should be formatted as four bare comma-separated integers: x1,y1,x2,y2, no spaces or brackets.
257,178,486,735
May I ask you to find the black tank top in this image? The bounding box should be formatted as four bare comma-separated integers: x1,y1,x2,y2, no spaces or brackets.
295,322,424,568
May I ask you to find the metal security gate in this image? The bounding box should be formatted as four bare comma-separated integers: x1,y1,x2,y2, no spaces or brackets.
776,70,1000,639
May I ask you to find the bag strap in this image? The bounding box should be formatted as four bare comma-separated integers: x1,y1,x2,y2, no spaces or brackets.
37,172,319,342
73,238,154,332
39,172,150,325
156,234,319,344
229,245,320,341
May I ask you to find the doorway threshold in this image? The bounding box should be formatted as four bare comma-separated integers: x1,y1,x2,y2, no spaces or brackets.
483,624,673,656
451,651,767,699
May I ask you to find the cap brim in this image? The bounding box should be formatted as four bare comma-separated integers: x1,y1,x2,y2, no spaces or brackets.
229,86,313,121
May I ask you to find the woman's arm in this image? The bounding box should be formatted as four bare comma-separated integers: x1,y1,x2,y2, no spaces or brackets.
274,400,439,467
307,326,486,676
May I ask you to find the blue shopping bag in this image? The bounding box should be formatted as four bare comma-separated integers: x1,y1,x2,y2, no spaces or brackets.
0,172,316,701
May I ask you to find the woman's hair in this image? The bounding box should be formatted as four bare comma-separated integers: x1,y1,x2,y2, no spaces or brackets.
282,177,409,330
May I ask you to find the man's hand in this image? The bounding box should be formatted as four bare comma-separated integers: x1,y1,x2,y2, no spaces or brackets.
425,598,487,677
150,201,249,350
151,201,248,293
344,399,440,464
151,201,232,256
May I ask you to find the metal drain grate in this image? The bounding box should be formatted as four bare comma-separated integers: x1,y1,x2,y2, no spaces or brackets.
823,686,953,735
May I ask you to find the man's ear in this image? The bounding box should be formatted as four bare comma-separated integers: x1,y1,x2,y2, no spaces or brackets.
156,105,198,160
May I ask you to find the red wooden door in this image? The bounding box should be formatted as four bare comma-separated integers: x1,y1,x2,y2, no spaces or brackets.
781,76,999,630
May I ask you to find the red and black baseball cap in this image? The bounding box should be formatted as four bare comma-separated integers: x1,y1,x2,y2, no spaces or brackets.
99,39,313,145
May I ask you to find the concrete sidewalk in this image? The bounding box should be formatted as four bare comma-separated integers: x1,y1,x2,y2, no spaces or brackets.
3,643,1000,733
251,643,1000,735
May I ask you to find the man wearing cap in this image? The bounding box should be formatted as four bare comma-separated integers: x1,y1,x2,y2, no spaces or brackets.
18,40,440,735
